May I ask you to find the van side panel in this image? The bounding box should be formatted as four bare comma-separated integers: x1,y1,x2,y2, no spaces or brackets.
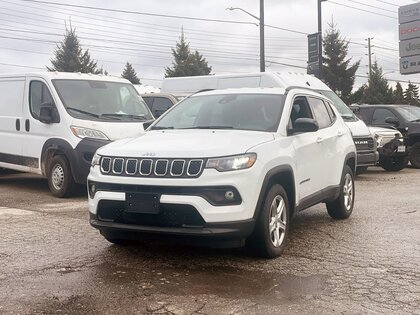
0,77,25,170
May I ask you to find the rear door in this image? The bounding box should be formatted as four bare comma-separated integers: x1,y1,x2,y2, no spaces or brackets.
0,76,25,170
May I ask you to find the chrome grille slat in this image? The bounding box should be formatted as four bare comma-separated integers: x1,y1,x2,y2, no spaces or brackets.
101,157,205,178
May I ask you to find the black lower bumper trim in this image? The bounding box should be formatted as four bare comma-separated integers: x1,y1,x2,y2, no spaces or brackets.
90,213,255,239
356,151,377,166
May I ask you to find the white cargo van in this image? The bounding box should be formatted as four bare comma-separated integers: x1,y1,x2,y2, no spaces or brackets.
0,72,154,197
161,72,377,169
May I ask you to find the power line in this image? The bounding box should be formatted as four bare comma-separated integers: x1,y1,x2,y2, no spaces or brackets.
22,0,309,35
344,0,397,13
0,62,44,69
328,1,398,19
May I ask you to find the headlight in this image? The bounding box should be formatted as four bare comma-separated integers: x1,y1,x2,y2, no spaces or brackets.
91,153,101,167
70,126,109,140
206,153,257,172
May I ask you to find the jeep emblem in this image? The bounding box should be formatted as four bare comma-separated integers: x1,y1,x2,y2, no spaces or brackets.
143,152,156,157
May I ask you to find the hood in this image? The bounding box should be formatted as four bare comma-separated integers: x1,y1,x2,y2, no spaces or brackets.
344,119,372,137
97,130,275,158
71,118,145,141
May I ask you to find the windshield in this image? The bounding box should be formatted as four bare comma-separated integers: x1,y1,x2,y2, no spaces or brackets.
152,93,285,132
395,106,420,122
316,90,357,121
52,79,153,121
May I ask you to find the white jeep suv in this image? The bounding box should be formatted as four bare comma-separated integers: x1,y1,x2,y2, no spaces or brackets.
88,87,357,258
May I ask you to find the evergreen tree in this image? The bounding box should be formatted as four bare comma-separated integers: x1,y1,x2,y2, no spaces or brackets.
322,24,360,104
361,62,393,104
393,82,405,104
165,31,212,77
348,85,365,104
47,27,103,74
404,81,420,105
121,62,140,84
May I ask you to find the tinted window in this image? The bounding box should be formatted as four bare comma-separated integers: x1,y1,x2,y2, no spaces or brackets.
308,97,332,129
29,81,54,119
289,96,313,129
152,93,285,132
142,96,154,109
372,108,397,125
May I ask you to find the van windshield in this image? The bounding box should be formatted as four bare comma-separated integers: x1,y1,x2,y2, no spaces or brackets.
52,79,153,121
151,93,285,132
316,90,357,122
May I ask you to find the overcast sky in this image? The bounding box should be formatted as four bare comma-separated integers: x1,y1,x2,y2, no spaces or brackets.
0,0,418,89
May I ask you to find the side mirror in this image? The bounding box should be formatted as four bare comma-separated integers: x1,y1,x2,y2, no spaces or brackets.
385,117,399,127
293,118,319,133
39,102,54,124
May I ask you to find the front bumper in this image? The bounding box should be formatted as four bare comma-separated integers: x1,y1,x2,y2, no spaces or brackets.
356,151,378,166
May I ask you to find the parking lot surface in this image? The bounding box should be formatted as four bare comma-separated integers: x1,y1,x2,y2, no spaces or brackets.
0,168,419,314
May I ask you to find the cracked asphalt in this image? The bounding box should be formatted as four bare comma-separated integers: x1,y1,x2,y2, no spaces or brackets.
0,167,419,315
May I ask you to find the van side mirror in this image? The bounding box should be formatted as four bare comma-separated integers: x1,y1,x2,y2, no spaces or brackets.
39,102,54,124
385,117,399,127
293,118,319,133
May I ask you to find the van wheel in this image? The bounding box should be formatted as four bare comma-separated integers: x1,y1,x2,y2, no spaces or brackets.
326,165,355,219
248,184,290,258
409,143,420,169
47,155,76,198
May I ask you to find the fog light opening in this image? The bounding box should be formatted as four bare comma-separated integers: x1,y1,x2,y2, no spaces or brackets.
89,184,96,198
225,190,235,200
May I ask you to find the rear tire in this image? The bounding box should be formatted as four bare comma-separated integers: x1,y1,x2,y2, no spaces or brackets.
379,156,408,171
47,155,76,198
247,184,290,258
409,143,420,169
326,165,355,220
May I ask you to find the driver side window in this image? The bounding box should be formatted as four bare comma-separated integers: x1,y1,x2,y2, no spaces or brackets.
289,96,313,129
30,81,54,120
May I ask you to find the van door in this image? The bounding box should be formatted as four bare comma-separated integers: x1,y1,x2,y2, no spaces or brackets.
0,77,25,170
21,78,61,173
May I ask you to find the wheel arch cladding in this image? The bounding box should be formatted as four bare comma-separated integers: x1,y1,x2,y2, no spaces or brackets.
254,165,296,220
345,152,356,174
408,134,420,146
41,138,78,180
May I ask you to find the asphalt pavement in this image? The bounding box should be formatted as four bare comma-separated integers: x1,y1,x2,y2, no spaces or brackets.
0,167,419,314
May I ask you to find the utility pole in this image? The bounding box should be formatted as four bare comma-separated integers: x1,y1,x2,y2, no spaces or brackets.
260,0,265,72
367,37,373,81
317,0,326,80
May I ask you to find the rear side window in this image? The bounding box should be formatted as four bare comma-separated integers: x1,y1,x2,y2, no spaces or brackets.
29,81,54,119
325,102,337,122
308,97,332,129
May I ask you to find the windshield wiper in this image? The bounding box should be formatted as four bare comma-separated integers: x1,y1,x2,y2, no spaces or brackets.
101,113,146,121
150,126,174,130
182,126,234,129
66,107,101,118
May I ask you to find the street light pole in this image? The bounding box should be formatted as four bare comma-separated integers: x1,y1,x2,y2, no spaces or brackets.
227,3,265,72
260,0,265,72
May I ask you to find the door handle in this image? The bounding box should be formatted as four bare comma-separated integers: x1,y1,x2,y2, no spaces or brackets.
25,119,30,132
316,137,323,143
337,130,344,137
15,119,20,131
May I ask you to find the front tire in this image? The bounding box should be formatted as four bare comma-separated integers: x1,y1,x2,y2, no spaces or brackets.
47,155,76,198
326,165,355,219
379,156,408,171
409,143,420,169
248,184,290,258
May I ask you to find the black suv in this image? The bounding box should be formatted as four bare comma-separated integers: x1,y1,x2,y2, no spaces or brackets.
354,105,420,168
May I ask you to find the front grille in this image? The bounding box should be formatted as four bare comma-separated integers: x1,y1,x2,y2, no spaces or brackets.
100,157,205,178
354,137,374,151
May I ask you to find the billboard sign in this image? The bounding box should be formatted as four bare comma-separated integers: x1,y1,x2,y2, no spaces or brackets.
307,32,320,63
399,3,420,74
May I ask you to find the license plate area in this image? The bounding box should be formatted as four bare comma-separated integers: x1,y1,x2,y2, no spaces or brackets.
126,193,160,214
397,145,406,152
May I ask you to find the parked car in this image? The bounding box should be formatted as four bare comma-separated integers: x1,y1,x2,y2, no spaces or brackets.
0,72,154,197
352,104,420,168
368,127,408,171
141,93,179,118
88,85,357,258
161,72,377,170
